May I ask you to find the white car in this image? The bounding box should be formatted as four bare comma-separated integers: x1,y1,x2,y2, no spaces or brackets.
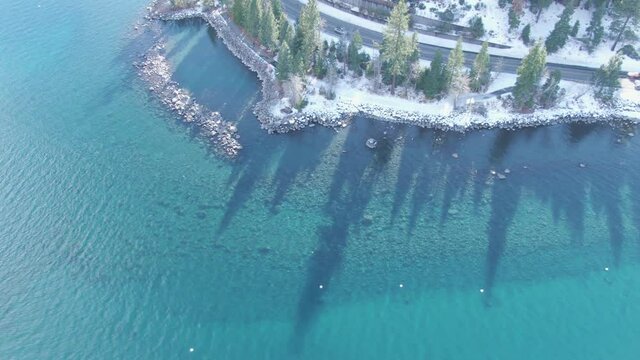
414,23,428,31
334,26,347,36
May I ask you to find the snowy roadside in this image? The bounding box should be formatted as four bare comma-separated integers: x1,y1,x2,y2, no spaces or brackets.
272,71,640,132
302,0,640,72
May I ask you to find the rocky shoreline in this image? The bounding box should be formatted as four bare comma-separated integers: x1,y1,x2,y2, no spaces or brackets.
141,2,639,151
136,42,242,157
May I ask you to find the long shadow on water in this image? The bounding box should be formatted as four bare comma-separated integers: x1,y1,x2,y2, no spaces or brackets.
270,127,334,210
484,175,521,305
291,119,399,353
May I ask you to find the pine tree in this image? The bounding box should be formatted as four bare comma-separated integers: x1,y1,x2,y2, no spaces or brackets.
593,55,622,103
335,38,347,64
292,52,304,75
446,38,467,98
545,2,575,54
381,0,411,94
277,41,292,81
232,0,246,28
313,40,329,80
469,16,485,38
570,20,580,37
513,41,547,111
533,0,553,22
278,14,293,46
469,41,491,92
586,4,605,52
406,32,420,90
247,0,263,38
272,0,283,19
260,3,278,50
610,0,640,51
421,50,446,99
347,31,363,75
521,24,531,45
539,70,564,108
508,8,520,31
295,0,322,73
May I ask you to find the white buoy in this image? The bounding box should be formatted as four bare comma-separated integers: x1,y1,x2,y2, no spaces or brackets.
319,284,323,289
399,283,404,288
604,267,609,271
480,288,485,293
189,348,194,353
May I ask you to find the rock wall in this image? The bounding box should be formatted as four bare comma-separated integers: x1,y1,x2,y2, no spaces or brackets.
136,43,242,157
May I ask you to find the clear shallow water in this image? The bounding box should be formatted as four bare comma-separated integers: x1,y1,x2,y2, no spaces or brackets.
1,1,640,359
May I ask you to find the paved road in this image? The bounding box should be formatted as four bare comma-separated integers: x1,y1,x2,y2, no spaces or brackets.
281,0,599,83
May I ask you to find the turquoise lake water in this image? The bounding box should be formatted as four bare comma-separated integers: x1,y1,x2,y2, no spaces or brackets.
1,1,640,358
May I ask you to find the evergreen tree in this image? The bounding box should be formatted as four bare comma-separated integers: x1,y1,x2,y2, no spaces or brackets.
521,24,531,45
232,0,246,28
260,2,278,50
532,0,553,22
335,38,347,64
295,0,322,73
272,0,283,19
570,20,580,37
593,55,622,103
347,31,363,75
417,67,430,92
277,41,292,81
586,3,605,52
446,38,467,98
539,70,564,108
247,0,263,38
421,50,446,99
381,0,411,94
278,14,293,45
610,0,640,51
469,41,491,92
405,33,421,90
513,41,547,111
292,52,304,75
469,16,485,38
545,2,575,54
508,7,520,31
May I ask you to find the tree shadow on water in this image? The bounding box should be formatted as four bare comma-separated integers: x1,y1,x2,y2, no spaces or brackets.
290,219,348,353
483,177,521,306
290,119,396,354
216,133,283,234
390,127,425,223
270,128,334,210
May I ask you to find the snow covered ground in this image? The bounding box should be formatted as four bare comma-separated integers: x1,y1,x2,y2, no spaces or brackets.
300,0,640,71
305,76,455,116
272,70,640,131
414,0,640,70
